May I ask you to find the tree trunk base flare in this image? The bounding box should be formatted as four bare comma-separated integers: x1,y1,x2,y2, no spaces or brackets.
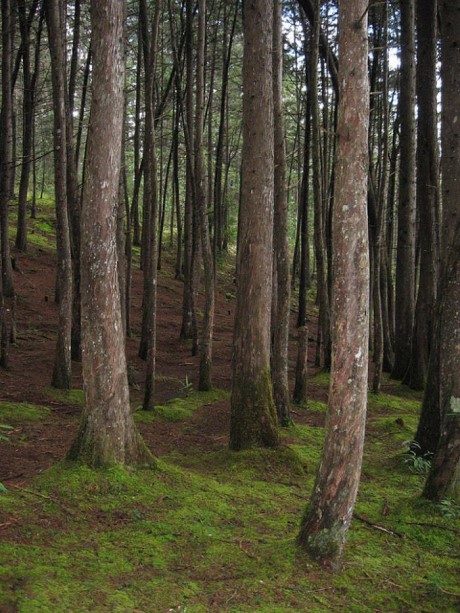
297,505,348,567
230,370,280,451
67,417,155,469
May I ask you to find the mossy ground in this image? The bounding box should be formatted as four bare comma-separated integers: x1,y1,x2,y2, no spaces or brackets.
1,378,459,612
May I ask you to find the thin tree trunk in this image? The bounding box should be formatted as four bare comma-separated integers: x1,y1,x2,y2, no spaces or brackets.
196,0,215,391
0,0,15,298
46,0,72,390
392,0,417,381
272,0,291,426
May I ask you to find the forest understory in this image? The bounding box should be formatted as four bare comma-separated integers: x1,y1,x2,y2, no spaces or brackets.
0,201,459,612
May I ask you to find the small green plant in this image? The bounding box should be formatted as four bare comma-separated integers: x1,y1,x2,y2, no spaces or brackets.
437,499,460,519
402,441,433,474
180,375,193,398
0,424,13,492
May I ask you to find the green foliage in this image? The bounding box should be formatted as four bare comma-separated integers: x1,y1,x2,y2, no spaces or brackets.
437,499,460,519
0,423,13,441
0,424,13,493
402,442,434,475
180,375,193,398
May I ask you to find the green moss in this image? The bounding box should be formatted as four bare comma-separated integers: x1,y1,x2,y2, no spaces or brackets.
0,378,459,612
46,387,84,406
310,370,331,386
135,389,229,423
0,401,51,422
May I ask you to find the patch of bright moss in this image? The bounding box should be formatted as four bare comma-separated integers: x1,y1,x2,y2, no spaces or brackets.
310,370,331,386
0,401,51,422
368,391,421,415
135,389,229,423
46,387,84,407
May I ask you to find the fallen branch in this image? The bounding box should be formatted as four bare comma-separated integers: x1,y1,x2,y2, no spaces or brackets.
354,513,405,539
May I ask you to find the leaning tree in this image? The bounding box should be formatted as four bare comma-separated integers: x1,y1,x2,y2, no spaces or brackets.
298,0,370,563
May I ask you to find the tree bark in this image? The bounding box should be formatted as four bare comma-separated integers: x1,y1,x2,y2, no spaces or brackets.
391,0,416,381
68,0,153,467
46,0,73,390
407,0,439,390
271,0,291,426
196,0,215,392
229,0,279,451
298,0,369,563
423,0,460,501
0,0,15,298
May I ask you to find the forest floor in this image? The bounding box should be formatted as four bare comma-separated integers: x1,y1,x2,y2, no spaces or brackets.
0,198,459,612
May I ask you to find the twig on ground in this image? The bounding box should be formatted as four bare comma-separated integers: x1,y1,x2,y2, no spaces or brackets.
354,513,405,539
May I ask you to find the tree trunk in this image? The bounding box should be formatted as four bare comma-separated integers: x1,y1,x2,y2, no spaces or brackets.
407,0,439,390
271,0,291,426
196,0,215,392
391,0,416,381
0,0,15,299
229,0,279,451
423,1,460,501
46,0,72,390
68,0,153,467
139,0,162,411
298,0,369,563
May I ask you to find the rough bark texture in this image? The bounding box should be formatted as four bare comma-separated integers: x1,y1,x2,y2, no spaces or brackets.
140,0,161,411
229,0,279,451
46,0,73,390
0,0,15,299
68,0,153,468
271,0,291,426
298,0,369,562
392,0,416,381
423,0,460,501
408,0,439,390
311,1,331,370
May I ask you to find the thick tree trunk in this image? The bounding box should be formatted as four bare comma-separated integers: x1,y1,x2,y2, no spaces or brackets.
423,1,460,501
229,0,279,451
298,0,369,563
68,0,153,467
407,0,439,390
